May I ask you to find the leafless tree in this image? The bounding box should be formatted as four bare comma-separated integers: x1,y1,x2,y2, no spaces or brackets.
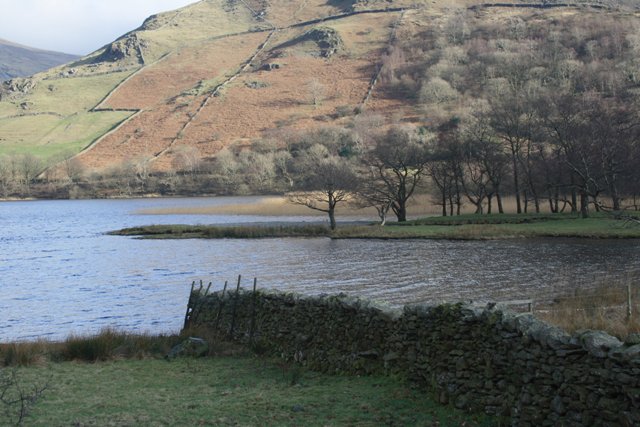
288,155,359,230
1,368,49,425
365,126,431,222
307,79,326,108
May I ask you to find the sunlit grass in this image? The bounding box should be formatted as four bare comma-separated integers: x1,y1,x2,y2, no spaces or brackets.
0,111,132,162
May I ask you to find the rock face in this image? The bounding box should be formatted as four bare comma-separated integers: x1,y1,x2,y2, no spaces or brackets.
303,27,344,58
94,34,146,64
188,289,640,426
0,77,36,100
276,27,344,58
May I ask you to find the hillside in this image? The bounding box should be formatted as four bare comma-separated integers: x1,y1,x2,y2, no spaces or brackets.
0,0,639,197
0,38,78,80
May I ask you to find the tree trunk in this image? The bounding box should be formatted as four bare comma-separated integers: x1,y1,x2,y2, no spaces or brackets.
611,193,621,211
580,192,589,219
497,193,504,214
511,145,522,214
570,175,578,213
487,194,493,214
328,207,337,230
395,203,407,222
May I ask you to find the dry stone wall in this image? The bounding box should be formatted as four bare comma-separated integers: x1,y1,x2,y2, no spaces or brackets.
188,289,640,426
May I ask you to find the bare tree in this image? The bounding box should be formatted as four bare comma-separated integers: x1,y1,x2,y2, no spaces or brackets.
15,154,43,195
365,126,430,222
171,145,201,179
288,155,359,230
1,368,49,425
307,79,326,108
0,156,15,198
487,92,535,214
354,170,395,226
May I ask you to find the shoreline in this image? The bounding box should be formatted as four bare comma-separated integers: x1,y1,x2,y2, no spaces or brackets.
109,214,640,240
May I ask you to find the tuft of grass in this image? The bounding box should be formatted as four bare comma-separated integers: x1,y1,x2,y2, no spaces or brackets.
60,328,188,362
0,341,51,367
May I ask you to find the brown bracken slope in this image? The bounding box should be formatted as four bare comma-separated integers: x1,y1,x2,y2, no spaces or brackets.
1,0,633,174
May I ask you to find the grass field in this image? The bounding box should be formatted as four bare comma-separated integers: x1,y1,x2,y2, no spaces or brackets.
6,358,497,426
0,70,134,164
0,111,132,161
0,331,497,426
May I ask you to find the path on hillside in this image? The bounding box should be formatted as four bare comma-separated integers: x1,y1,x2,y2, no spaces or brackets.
152,29,278,162
76,1,613,166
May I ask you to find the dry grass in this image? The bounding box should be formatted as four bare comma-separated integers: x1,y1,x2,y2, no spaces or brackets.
135,195,549,218
135,194,437,217
537,281,640,340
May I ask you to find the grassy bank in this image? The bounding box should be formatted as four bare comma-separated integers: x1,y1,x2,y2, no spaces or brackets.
110,224,332,239
111,213,640,240
0,331,496,426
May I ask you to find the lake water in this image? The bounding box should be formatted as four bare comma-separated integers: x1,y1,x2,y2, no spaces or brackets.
1,197,639,341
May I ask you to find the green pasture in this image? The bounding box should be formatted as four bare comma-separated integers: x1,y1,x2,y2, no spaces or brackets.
7,357,495,426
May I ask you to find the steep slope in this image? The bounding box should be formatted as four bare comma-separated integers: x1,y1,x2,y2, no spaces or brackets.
0,38,78,80
0,0,260,166
0,0,638,181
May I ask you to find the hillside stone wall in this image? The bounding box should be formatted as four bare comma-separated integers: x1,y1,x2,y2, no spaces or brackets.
188,289,640,426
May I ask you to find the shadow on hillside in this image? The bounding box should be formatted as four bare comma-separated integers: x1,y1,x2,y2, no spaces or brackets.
326,0,356,13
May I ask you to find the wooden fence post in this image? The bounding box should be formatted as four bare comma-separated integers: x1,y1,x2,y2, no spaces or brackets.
183,281,196,330
229,275,242,338
627,283,633,322
214,281,228,332
190,282,212,326
249,278,258,343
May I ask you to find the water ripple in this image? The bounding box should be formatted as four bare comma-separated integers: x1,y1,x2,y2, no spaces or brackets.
1,197,639,341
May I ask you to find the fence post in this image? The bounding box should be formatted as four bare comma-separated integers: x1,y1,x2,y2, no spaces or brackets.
627,283,633,322
229,275,242,338
183,281,196,330
190,282,212,325
249,278,258,343
214,281,228,332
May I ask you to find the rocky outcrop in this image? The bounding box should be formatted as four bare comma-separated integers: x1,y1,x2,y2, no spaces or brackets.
0,77,36,100
94,34,147,64
275,27,344,58
188,289,640,426
302,27,344,57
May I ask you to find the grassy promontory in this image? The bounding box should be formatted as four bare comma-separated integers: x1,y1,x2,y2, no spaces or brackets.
110,213,640,240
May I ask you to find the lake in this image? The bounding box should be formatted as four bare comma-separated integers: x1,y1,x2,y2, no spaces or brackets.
1,197,639,341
